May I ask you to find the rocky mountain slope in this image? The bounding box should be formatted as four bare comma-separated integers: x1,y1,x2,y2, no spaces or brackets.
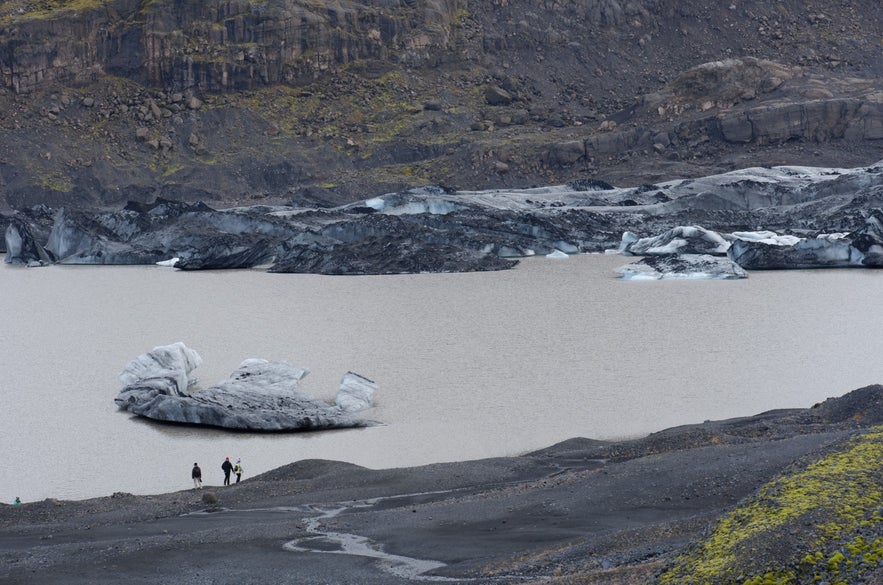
0,0,881,211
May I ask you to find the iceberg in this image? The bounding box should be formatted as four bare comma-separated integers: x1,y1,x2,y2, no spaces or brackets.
115,343,378,431
616,254,748,280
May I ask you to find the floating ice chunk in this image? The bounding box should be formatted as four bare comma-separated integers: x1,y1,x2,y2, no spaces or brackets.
335,372,377,412
156,257,180,267
546,250,569,259
552,241,580,253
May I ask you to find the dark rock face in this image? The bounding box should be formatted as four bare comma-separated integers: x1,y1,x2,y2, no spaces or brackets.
114,342,377,431
2,0,462,94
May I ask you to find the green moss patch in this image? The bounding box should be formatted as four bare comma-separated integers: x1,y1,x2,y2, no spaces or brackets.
659,428,883,585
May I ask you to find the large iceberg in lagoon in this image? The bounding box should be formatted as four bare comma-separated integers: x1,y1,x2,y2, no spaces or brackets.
115,343,377,431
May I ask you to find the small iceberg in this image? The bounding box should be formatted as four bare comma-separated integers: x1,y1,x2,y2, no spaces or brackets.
616,254,748,280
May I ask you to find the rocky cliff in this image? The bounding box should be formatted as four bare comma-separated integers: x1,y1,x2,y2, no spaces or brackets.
3,0,464,93
0,0,881,210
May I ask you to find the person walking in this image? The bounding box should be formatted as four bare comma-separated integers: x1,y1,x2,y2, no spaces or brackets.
13,497,21,505
222,457,234,486
233,458,243,484
192,463,203,489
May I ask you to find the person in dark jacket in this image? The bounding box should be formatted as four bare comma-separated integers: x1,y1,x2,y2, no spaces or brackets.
221,457,233,486
192,463,202,489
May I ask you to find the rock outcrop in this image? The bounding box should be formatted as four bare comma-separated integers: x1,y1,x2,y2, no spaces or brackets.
580,58,883,181
114,342,377,431
2,0,463,94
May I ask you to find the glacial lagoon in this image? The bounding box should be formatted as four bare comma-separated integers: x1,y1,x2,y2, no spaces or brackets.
2,252,882,503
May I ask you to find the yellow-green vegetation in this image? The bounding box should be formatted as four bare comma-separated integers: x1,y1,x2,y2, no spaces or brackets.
146,154,187,177
452,7,470,25
0,0,107,21
236,67,477,147
373,162,429,183
359,152,463,187
659,428,883,585
34,167,73,192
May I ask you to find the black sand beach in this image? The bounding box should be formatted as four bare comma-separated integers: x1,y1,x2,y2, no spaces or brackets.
3,386,883,585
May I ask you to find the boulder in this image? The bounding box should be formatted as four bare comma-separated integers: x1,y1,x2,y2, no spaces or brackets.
545,141,586,167
114,343,378,431
484,85,514,106
667,58,795,104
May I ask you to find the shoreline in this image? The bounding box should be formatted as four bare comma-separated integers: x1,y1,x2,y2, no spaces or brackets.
5,250,881,507
3,386,883,584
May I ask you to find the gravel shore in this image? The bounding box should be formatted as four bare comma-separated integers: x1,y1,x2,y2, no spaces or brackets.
3,386,882,585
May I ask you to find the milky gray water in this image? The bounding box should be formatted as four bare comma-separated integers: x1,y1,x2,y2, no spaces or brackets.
2,253,880,503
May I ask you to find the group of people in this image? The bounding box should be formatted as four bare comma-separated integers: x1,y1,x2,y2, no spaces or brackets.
191,457,243,489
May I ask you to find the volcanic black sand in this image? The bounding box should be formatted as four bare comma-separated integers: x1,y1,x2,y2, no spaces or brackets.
3,386,883,585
